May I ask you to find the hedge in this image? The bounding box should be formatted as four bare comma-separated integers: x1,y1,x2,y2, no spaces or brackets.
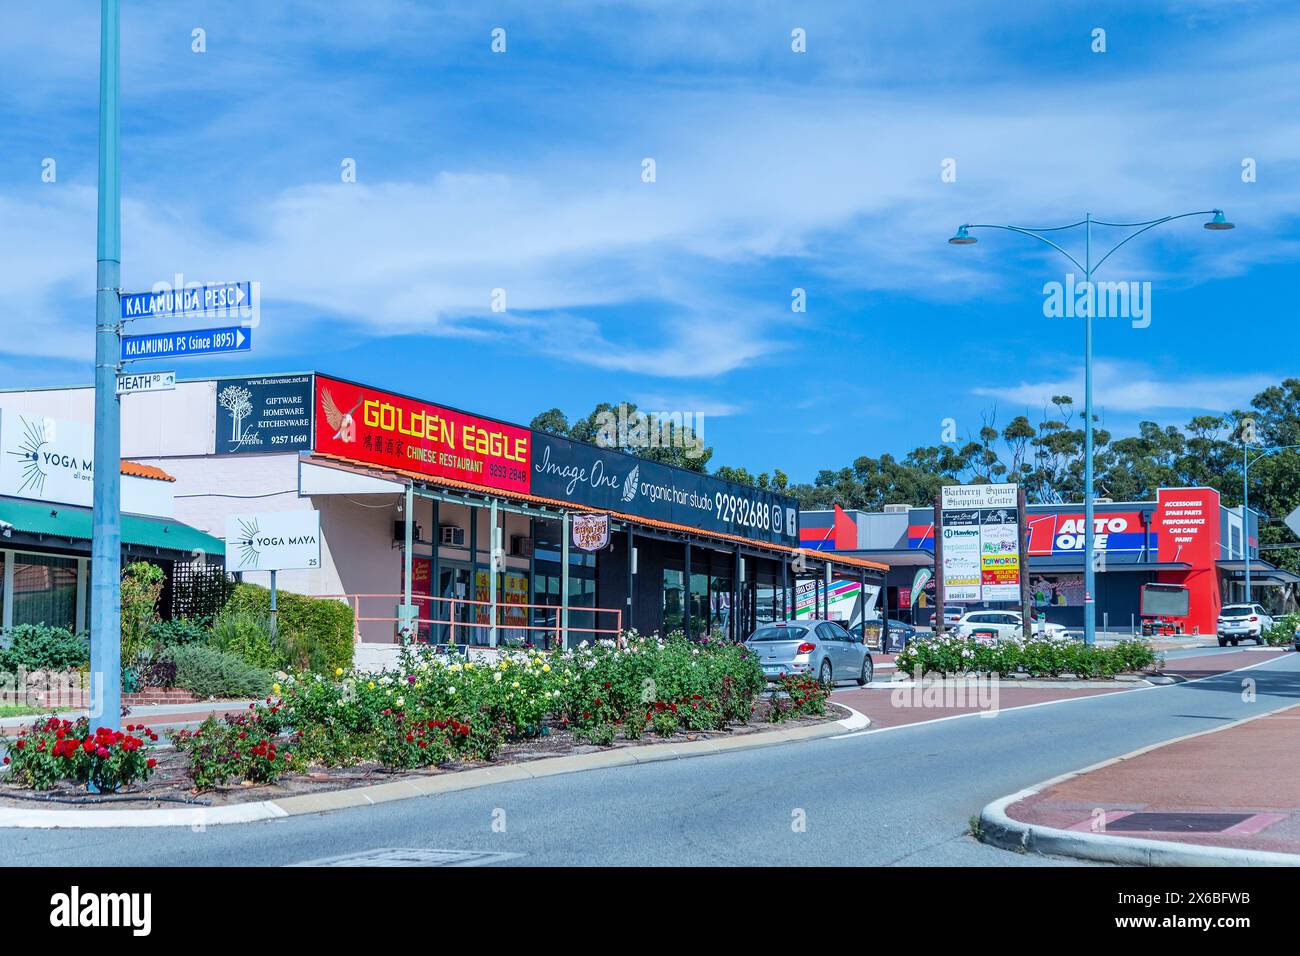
221,583,354,674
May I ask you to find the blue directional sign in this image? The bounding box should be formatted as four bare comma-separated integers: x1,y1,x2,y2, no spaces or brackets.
121,326,252,361
120,281,254,321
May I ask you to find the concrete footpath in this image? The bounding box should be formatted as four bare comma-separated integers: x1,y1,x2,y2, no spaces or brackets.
0,700,257,737
983,697,1300,865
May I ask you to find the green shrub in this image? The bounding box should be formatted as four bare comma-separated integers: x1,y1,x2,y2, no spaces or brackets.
0,625,88,672
1263,612,1299,647
209,610,279,670
895,634,1159,678
221,584,354,674
164,645,273,699
149,617,211,648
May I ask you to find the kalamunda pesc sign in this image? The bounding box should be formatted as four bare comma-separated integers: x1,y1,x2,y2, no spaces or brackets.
529,431,798,546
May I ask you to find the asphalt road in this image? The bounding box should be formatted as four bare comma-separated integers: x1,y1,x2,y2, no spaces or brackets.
2,649,1295,867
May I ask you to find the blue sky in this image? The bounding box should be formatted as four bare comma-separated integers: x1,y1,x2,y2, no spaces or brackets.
2,1,1298,482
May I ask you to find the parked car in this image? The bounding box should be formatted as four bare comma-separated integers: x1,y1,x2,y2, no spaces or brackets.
849,618,916,648
1217,604,1273,646
744,620,874,687
953,610,1068,641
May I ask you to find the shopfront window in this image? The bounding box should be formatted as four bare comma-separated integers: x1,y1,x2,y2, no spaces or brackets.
663,569,685,635
12,554,78,632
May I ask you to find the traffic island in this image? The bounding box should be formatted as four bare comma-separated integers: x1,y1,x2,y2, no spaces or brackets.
0,701,866,828
978,701,1300,866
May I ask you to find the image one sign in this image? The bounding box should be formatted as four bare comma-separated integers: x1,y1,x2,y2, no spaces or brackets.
225,511,322,572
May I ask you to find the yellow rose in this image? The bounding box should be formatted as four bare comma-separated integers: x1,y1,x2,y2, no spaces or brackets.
335,667,344,677
272,682,281,695
542,664,550,673
368,681,375,690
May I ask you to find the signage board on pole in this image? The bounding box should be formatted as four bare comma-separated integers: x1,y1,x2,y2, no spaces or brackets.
120,281,256,321
939,483,1022,604
121,326,251,361
116,370,176,396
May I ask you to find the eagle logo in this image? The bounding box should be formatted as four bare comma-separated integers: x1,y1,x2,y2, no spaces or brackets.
321,388,362,443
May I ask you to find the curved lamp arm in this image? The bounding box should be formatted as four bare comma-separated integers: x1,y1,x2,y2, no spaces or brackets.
1091,210,1220,273
961,223,1087,273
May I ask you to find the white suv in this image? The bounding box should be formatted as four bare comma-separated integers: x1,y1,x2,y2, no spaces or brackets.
1217,604,1273,646
954,611,1068,641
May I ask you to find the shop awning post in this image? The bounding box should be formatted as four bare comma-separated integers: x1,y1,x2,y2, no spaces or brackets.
90,0,123,735
560,511,570,648
399,481,414,642
626,525,635,636
488,498,499,647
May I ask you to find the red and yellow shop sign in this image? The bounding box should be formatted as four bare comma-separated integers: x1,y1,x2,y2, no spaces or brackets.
314,374,531,494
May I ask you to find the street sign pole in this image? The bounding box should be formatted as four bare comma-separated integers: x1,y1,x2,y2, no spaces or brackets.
91,0,123,733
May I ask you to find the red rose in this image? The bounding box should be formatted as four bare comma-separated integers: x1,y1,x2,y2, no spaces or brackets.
147,758,157,768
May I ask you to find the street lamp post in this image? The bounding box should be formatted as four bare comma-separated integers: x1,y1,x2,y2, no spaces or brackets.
91,0,123,730
950,209,1234,645
1241,443,1300,601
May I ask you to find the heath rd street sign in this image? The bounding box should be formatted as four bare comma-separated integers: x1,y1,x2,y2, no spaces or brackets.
116,370,176,395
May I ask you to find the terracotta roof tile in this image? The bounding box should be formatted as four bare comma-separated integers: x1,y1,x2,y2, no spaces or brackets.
120,460,176,482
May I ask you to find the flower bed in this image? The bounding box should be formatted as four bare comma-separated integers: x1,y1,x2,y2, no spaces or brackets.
2,634,835,803
1,717,158,791
894,633,1160,679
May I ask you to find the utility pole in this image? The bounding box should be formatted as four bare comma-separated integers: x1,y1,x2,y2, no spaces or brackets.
91,0,123,731
932,494,946,635
1018,486,1032,639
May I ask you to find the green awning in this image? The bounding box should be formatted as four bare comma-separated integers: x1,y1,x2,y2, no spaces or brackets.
0,497,224,556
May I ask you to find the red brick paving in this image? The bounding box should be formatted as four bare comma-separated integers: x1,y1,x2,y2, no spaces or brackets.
832,683,1128,729
834,648,1287,731
1005,704,1300,856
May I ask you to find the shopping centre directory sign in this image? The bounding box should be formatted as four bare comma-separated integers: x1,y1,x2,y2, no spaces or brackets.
940,483,1022,603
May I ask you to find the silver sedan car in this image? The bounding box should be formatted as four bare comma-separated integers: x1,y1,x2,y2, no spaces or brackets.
744,620,874,687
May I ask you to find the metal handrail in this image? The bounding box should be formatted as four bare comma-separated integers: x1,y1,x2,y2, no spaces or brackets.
317,592,623,648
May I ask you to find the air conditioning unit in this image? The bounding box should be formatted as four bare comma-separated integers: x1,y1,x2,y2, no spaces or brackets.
392,521,423,543
510,535,534,558
439,524,466,547
883,504,910,513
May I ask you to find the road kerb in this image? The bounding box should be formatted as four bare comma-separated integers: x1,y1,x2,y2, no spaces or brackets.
0,709,866,829
978,700,1300,867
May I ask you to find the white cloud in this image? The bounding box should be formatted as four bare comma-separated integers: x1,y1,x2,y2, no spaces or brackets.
973,359,1271,417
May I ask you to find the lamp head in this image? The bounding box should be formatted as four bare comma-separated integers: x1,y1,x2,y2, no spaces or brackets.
1204,209,1234,230
948,225,977,245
